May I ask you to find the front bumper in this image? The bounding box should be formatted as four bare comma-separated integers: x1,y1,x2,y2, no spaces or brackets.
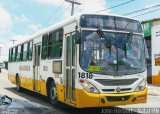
76,87,147,108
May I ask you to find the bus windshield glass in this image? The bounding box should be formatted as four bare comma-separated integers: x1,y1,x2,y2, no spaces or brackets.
80,31,146,75
80,15,142,33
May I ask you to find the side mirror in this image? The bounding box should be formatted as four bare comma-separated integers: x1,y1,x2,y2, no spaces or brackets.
75,30,81,44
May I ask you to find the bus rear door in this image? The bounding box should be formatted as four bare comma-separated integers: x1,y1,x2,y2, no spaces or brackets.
33,43,41,92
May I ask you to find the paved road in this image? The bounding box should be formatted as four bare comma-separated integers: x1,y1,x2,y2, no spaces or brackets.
0,69,160,114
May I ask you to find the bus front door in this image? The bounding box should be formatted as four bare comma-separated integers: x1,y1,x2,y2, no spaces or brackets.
33,44,41,92
65,33,76,104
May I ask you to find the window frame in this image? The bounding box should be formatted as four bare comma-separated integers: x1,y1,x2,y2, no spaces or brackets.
41,34,49,60
22,43,28,61
16,46,21,62
48,28,63,59
12,48,16,62
41,28,63,60
28,40,33,61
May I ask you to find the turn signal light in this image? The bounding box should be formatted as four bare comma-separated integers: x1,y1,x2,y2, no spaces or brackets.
138,95,146,100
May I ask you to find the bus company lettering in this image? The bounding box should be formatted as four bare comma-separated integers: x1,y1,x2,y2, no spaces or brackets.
154,53,160,58
43,66,48,71
19,66,30,71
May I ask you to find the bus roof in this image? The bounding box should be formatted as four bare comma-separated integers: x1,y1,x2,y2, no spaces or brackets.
10,13,139,49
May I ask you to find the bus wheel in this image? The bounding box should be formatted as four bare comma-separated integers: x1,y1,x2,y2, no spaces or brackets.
49,81,58,105
16,76,21,92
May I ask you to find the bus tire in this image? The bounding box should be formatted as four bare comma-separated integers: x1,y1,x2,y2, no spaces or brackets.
49,81,58,105
16,76,21,92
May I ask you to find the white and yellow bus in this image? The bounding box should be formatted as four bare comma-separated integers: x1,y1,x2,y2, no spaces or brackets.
8,13,148,108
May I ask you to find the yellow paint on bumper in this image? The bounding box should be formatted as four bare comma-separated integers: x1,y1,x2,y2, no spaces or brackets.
76,88,147,108
8,75,147,108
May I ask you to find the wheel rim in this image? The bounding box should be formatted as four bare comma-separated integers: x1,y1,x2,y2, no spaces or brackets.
50,86,57,101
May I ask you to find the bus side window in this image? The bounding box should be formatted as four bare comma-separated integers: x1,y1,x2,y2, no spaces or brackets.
16,46,18,61
28,41,33,60
16,46,21,62
59,29,63,57
12,48,15,62
21,44,24,61
23,43,28,61
11,48,13,62
9,49,11,62
15,47,18,62
41,34,48,60
48,28,63,59
48,32,56,58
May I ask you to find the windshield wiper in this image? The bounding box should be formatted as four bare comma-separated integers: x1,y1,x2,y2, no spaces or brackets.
96,29,110,48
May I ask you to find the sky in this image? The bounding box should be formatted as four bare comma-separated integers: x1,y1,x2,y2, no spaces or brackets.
0,0,160,62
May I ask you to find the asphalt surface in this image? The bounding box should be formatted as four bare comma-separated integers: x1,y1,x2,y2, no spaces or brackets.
0,69,160,114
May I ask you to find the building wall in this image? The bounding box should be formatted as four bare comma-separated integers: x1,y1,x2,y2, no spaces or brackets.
142,19,160,85
153,20,160,26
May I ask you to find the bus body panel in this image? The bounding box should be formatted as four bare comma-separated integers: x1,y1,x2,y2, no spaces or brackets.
8,13,148,108
75,87,147,108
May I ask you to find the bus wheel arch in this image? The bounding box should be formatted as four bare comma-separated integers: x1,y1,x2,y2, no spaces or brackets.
15,73,21,92
46,77,58,105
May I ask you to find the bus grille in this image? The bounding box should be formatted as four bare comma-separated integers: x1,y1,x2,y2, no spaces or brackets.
95,78,138,86
102,88,131,92
106,95,130,102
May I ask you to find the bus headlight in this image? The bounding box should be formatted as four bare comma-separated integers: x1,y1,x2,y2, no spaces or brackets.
80,80,99,93
135,80,146,92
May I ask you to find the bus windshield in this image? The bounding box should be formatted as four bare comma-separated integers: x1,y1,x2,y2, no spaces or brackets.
80,15,142,33
80,31,146,76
